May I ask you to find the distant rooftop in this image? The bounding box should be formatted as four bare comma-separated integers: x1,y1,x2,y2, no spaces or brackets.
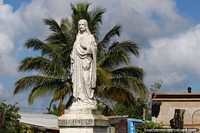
19,112,59,131
152,92,200,101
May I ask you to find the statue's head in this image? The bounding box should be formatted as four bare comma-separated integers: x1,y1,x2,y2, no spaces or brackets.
78,19,90,34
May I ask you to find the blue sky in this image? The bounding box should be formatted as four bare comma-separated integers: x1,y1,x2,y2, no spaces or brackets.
177,0,200,22
4,0,31,10
1,0,200,112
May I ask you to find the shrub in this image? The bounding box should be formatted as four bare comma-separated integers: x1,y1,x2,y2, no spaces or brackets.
136,121,167,133
0,101,31,133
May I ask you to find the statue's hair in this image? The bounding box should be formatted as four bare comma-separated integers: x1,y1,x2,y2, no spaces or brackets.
78,19,91,35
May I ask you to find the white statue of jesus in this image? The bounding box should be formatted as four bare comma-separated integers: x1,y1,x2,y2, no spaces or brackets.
70,19,97,106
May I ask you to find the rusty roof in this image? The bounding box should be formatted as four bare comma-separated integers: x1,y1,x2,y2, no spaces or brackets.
152,92,200,101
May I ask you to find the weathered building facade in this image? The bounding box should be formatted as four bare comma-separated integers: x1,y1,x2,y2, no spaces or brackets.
152,92,200,128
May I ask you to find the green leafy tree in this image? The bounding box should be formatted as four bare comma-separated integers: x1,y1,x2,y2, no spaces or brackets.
137,121,166,133
14,2,148,115
113,98,151,119
0,101,31,133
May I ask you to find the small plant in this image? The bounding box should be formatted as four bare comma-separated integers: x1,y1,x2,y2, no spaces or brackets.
46,104,60,116
150,79,163,93
137,121,168,133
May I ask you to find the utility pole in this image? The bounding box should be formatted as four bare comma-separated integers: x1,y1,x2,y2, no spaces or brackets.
143,108,145,121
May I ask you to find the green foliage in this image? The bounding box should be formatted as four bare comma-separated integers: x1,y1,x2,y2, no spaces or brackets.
46,104,62,116
137,121,166,133
18,124,31,133
0,101,31,133
97,102,114,116
0,102,21,133
113,99,151,120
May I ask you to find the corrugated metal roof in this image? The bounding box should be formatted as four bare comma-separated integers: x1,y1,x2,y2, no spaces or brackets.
19,112,59,130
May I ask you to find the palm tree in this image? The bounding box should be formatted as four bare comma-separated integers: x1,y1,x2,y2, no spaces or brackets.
14,2,148,115
14,17,73,115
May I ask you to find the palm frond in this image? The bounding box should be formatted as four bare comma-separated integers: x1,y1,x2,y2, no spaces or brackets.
100,50,130,68
25,38,46,51
14,76,63,95
43,18,60,32
98,25,121,54
46,20,73,45
131,78,149,100
49,86,72,108
60,18,75,44
112,66,144,80
98,87,136,105
71,2,91,34
89,7,106,38
18,56,67,77
111,66,144,89
41,43,65,61
109,40,140,57
112,77,148,101
60,18,72,31
25,38,65,60
96,66,112,88
46,33,66,44
54,87,72,102
28,85,58,105
112,77,131,88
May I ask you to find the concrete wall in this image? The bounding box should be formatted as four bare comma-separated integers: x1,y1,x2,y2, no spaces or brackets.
152,101,200,126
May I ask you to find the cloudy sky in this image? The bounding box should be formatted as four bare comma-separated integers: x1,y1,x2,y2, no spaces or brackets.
1,0,200,112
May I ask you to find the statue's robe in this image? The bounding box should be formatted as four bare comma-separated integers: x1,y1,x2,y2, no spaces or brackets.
71,33,97,103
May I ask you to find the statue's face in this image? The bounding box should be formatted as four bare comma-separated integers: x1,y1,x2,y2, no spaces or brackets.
78,20,86,33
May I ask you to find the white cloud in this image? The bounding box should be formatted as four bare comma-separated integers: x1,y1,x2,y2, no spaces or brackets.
17,0,190,43
0,83,12,100
138,24,200,91
0,33,17,75
18,0,71,39
0,83,3,97
0,0,196,103
90,0,191,46
0,3,23,76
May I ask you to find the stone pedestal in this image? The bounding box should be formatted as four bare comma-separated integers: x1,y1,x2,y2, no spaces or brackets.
58,109,109,133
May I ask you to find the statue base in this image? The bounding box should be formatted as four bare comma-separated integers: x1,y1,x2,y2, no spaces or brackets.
58,104,109,133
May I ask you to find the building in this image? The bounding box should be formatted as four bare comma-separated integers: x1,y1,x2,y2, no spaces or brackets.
152,91,200,129
107,116,148,133
19,112,59,133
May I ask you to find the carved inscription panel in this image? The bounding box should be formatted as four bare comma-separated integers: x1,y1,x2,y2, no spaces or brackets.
58,119,93,126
